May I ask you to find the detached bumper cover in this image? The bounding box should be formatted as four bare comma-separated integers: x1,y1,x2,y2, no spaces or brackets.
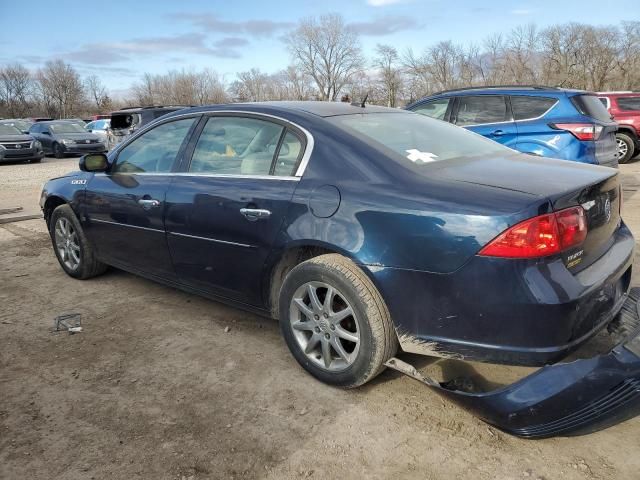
386,288,640,438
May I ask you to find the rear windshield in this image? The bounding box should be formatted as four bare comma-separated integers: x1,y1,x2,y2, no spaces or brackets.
618,97,640,111
328,112,512,164
111,113,141,130
0,124,21,135
49,123,86,134
571,94,612,122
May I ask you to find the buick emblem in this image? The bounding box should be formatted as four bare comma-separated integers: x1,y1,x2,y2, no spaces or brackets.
15,144,21,149
604,197,612,223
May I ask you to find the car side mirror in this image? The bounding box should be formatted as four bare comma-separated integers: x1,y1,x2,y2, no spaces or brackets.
80,153,109,172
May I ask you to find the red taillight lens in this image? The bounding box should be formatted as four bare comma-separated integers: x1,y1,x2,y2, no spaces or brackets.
550,123,603,141
479,206,587,259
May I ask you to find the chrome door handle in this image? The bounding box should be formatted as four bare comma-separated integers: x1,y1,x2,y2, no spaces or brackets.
138,198,160,209
491,129,505,137
240,208,271,221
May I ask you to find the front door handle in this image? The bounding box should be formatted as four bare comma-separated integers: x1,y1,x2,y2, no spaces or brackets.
240,208,271,221
490,129,505,137
138,198,160,209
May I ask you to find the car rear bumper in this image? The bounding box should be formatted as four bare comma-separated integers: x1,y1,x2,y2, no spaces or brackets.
366,222,635,366
385,288,640,438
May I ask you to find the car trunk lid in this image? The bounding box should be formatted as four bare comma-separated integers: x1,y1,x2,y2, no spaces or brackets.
430,154,621,271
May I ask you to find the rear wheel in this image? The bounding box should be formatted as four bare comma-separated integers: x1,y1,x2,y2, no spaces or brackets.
279,254,397,388
49,204,107,279
615,133,635,164
53,143,65,159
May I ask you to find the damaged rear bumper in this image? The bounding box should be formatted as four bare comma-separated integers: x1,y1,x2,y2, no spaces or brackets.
386,288,640,438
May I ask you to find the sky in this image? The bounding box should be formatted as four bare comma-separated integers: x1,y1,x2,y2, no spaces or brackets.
0,0,632,97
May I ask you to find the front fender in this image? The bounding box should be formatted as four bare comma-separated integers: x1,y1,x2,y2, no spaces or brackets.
40,170,93,222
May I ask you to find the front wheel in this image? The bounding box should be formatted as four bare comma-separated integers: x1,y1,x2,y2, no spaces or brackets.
615,133,635,164
53,143,65,159
279,254,397,388
49,204,107,279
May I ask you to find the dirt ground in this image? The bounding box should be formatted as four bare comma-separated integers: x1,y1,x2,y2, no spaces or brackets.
1,156,640,480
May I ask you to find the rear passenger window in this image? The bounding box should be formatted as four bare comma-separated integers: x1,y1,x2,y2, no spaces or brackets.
273,131,303,176
510,96,557,120
189,117,284,176
455,96,508,126
618,97,640,111
412,98,450,120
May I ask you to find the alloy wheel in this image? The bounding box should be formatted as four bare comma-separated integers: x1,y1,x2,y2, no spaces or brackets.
54,217,81,270
616,138,628,160
289,281,360,372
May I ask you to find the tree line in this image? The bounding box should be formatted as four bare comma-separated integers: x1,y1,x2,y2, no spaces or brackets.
1,14,638,119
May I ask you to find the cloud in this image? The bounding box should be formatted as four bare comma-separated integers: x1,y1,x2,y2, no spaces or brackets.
349,16,421,35
172,13,294,37
367,0,408,5
64,33,248,65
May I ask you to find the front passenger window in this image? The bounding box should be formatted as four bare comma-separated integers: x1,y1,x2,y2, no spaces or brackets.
412,98,450,120
113,118,196,174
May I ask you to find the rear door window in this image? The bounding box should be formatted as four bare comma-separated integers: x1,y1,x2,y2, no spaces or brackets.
412,98,450,120
188,116,284,175
454,96,509,126
617,97,640,111
510,96,557,120
570,95,613,122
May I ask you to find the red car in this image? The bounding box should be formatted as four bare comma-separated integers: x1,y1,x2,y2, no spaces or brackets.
598,92,640,163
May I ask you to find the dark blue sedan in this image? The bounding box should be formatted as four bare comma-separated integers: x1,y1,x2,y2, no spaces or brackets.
40,102,639,437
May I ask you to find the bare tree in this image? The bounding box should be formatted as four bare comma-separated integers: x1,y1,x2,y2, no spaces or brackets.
35,60,85,118
85,74,112,112
0,63,33,117
285,13,364,101
373,44,402,107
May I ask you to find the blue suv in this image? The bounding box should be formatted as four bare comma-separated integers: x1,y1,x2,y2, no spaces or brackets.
406,86,619,168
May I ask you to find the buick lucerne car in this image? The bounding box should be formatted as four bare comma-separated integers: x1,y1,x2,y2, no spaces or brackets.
40,102,639,437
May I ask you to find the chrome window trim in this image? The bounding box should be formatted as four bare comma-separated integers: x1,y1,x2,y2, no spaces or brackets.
109,109,315,179
94,172,300,181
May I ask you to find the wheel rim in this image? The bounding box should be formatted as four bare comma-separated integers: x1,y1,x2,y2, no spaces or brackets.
289,281,360,372
54,217,81,270
616,138,628,159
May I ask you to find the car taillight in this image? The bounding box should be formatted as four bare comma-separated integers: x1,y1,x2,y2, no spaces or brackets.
479,206,587,259
550,123,603,141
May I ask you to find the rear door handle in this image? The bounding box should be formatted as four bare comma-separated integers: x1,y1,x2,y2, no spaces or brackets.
490,129,505,137
240,208,271,221
138,198,160,209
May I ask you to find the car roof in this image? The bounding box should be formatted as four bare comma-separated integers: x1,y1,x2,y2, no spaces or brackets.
597,91,640,97
416,85,588,99
182,101,400,118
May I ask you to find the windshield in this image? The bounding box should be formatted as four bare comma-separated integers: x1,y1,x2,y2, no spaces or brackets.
328,112,512,165
49,122,87,134
0,124,22,135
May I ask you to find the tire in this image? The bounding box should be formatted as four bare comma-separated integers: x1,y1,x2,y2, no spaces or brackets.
615,133,635,164
30,158,42,163
53,143,65,159
49,204,107,279
279,254,397,388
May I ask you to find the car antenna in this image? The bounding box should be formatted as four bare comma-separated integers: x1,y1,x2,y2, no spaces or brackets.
351,93,368,108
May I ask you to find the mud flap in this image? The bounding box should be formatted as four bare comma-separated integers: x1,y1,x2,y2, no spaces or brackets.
385,288,640,438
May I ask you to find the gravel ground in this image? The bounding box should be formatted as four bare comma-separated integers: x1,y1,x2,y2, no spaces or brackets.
1,156,639,480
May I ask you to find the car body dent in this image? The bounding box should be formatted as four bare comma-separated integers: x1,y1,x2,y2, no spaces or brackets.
386,289,640,438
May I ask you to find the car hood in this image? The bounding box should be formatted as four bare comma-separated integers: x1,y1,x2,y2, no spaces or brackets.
53,132,101,141
429,152,615,197
0,134,33,142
